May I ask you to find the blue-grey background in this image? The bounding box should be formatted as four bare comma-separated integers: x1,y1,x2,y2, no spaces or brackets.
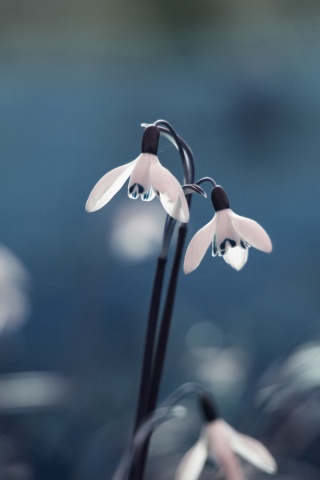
0,1,320,479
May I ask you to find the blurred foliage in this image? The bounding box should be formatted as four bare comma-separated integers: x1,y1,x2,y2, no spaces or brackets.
0,0,320,478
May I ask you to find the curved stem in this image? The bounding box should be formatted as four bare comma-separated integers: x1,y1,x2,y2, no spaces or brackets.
129,121,195,480
132,121,194,433
196,176,217,188
114,383,210,480
155,120,195,185
113,405,185,480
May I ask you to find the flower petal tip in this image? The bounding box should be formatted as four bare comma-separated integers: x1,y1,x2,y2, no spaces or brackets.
257,231,272,254
266,239,273,253
233,264,245,272
269,460,278,474
223,246,248,271
181,210,190,224
256,454,277,475
85,199,98,213
183,264,192,275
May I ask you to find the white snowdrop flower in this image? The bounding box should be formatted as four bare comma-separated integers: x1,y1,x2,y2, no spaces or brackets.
184,186,272,273
175,394,277,480
85,125,189,223
0,245,30,334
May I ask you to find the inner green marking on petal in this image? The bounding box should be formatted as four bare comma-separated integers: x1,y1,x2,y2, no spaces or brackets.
240,239,250,249
220,238,236,253
128,183,144,199
212,235,218,256
143,190,151,200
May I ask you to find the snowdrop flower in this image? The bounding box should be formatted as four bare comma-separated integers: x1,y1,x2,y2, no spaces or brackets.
85,125,189,223
175,394,277,480
184,186,272,272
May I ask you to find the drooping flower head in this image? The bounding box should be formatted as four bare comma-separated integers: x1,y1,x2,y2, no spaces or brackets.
85,125,189,222
175,392,277,480
184,185,272,272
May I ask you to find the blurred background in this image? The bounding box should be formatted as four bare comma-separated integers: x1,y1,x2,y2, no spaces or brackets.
0,1,320,478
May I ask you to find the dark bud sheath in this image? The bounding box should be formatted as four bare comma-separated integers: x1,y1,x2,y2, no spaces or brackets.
141,125,160,155
211,186,230,212
199,392,219,423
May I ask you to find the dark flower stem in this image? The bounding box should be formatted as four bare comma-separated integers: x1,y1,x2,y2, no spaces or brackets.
129,224,188,480
155,120,194,184
132,256,167,433
132,217,176,437
128,121,194,480
147,224,188,415
132,121,193,436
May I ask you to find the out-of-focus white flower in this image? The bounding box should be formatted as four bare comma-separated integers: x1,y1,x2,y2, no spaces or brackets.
85,125,189,223
109,203,163,262
0,245,30,333
0,372,71,412
257,341,320,411
175,419,277,480
184,186,272,272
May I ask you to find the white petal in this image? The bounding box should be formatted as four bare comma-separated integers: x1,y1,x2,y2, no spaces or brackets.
223,246,248,271
175,432,208,480
208,421,244,480
229,211,272,253
218,420,277,474
149,157,189,222
128,153,152,199
215,210,241,252
85,159,137,212
183,217,216,274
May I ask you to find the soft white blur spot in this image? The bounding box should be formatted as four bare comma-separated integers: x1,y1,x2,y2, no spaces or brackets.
170,405,187,419
185,322,250,397
194,347,249,396
185,321,223,350
109,202,163,262
283,341,320,384
0,372,72,412
257,341,320,411
0,245,30,334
